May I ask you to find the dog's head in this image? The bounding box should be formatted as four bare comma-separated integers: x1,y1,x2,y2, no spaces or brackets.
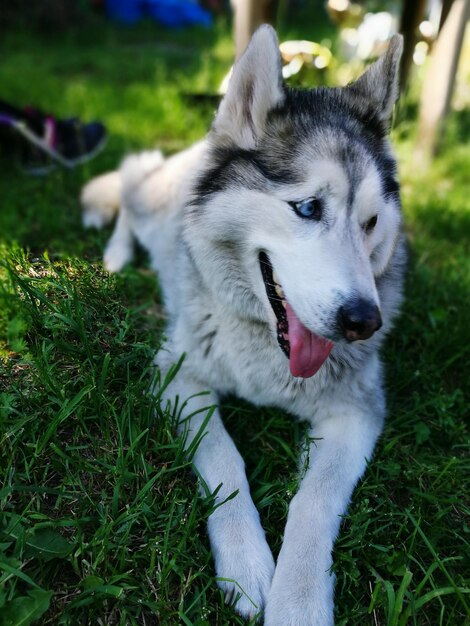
186,25,404,378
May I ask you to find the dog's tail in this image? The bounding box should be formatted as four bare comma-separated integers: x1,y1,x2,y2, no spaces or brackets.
81,170,122,229
81,150,165,229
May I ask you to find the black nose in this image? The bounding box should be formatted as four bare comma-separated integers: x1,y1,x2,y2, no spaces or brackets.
338,299,382,342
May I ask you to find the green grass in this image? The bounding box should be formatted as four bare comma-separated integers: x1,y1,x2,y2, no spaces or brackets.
1,12,469,626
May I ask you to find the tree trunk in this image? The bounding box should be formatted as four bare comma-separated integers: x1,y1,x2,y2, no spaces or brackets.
231,0,274,59
415,0,469,161
399,0,427,91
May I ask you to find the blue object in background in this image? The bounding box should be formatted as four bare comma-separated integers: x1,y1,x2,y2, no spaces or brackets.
106,0,213,27
147,0,212,27
106,0,144,24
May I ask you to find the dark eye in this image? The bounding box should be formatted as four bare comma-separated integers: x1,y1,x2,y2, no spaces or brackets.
363,214,378,233
289,197,323,220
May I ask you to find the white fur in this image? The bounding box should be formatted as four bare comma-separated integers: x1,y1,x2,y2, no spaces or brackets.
81,171,122,228
81,27,404,624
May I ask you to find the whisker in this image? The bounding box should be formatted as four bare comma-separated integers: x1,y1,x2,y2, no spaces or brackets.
259,258,274,269
265,292,286,304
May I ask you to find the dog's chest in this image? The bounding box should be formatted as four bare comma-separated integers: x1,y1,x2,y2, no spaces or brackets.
172,305,331,417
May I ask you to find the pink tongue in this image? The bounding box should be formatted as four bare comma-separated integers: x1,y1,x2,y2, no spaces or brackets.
286,302,334,379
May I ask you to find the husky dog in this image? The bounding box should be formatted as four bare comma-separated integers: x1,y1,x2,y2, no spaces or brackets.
81,26,405,625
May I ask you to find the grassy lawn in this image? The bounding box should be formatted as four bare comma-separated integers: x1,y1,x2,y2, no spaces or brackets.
1,10,469,626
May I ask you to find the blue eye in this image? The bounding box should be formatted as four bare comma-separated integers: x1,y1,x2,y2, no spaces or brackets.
289,197,323,220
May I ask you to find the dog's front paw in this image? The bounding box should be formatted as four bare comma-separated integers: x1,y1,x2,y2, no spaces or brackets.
264,566,334,626
103,239,132,273
82,209,108,229
265,593,334,626
209,512,275,620
215,537,275,620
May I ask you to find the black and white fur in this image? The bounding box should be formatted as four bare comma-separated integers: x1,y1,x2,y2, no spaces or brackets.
81,26,405,625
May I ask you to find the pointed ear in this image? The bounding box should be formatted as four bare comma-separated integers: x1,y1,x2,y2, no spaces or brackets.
347,34,403,131
212,25,284,149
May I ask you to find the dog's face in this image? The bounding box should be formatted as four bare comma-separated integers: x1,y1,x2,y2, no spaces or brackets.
186,26,403,378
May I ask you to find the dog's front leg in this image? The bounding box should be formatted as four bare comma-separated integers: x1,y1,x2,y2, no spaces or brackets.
264,390,384,626
158,361,275,619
